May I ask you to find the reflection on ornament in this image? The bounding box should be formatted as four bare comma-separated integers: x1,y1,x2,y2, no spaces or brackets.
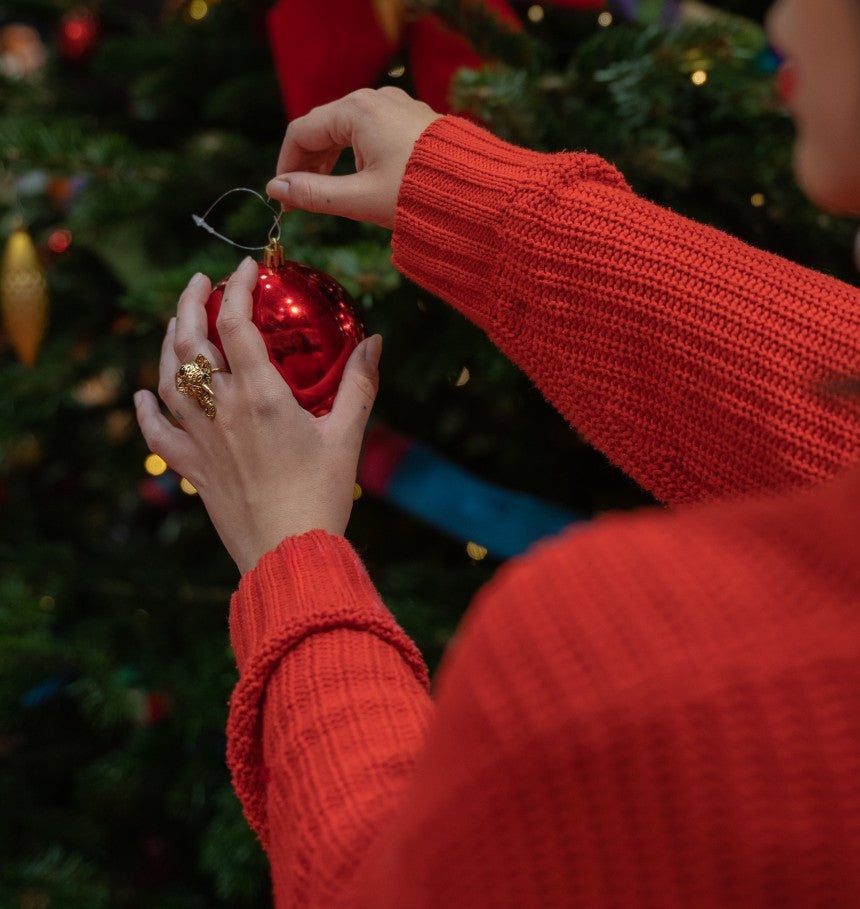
58,8,100,63
0,24,47,78
0,227,49,366
205,240,364,416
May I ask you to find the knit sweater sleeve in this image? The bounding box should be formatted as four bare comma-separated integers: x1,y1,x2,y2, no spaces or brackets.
391,116,860,505
226,530,434,907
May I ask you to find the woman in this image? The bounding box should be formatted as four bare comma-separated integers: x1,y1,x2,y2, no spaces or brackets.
135,0,860,905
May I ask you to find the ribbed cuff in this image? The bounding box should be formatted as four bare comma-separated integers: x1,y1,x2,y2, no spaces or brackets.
229,529,400,675
391,115,628,334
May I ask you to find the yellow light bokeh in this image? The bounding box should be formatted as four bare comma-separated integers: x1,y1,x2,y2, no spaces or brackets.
179,477,198,495
691,69,708,86
455,367,471,387
597,11,613,27
527,5,545,23
388,64,406,78
144,453,167,476
466,541,488,561
188,0,208,21
750,192,766,208
353,483,362,501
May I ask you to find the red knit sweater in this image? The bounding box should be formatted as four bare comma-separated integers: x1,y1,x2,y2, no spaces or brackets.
227,117,860,908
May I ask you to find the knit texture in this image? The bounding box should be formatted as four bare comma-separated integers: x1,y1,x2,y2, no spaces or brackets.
392,117,860,504
227,117,860,907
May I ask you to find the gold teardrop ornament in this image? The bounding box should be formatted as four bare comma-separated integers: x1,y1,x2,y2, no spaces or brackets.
1,227,49,366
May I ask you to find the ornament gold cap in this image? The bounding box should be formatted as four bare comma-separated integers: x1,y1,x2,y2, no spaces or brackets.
263,237,285,268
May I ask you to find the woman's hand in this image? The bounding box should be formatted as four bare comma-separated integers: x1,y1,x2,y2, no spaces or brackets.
266,86,442,229
134,258,381,575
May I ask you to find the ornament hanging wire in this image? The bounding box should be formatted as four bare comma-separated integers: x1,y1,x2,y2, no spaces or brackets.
192,187,282,250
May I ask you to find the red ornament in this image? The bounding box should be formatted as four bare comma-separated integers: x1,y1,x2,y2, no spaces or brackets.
58,8,100,63
206,241,364,416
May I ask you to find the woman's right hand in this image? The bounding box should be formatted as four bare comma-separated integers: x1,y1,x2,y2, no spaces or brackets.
266,87,442,230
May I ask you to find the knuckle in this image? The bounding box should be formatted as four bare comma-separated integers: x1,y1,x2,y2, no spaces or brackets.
353,371,379,406
173,338,197,364
249,385,280,417
158,375,175,403
291,179,318,211
347,88,377,112
216,309,243,338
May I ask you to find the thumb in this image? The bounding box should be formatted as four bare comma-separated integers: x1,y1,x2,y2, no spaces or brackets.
267,171,386,225
329,335,382,433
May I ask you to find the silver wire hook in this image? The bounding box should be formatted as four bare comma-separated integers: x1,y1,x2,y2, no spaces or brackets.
192,187,282,250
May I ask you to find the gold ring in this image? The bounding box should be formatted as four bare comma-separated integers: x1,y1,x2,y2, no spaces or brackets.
175,354,228,419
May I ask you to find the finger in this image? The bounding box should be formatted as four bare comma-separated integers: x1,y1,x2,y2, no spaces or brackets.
134,390,196,470
216,256,271,375
328,334,381,437
157,318,193,423
267,170,383,223
275,92,368,176
174,272,224,368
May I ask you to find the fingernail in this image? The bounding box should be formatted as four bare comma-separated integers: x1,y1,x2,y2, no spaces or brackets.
189,271,206,286
133,391,143,408
240,255,257,272
168,316,176,330
363,334,382,367
268,178,290,195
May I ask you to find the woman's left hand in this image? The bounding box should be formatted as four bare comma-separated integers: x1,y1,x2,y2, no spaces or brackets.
134,257,381,575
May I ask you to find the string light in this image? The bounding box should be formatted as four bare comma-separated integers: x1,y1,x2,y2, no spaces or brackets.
691,69,708,86
454,367,471,387
179,477,198,495
466,541,488,561
750,192,766,208
353,482,362,501
598,11,613,27
527,5,545,23
188,0,208,21
144,453,167,476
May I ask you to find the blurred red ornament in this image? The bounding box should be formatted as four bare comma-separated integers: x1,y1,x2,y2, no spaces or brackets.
58,8,100,63
205,241,364,416
47,228,72,254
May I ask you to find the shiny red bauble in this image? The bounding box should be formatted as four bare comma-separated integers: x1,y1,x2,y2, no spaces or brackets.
205,244,364,416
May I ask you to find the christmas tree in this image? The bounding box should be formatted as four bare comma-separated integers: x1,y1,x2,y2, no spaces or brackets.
1,0,856,905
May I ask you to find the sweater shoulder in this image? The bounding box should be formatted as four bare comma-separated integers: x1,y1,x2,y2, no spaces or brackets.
435,464,860,717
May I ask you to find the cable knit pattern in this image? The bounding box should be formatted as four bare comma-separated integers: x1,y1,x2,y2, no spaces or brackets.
392,116,860,504
227,117,860,908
